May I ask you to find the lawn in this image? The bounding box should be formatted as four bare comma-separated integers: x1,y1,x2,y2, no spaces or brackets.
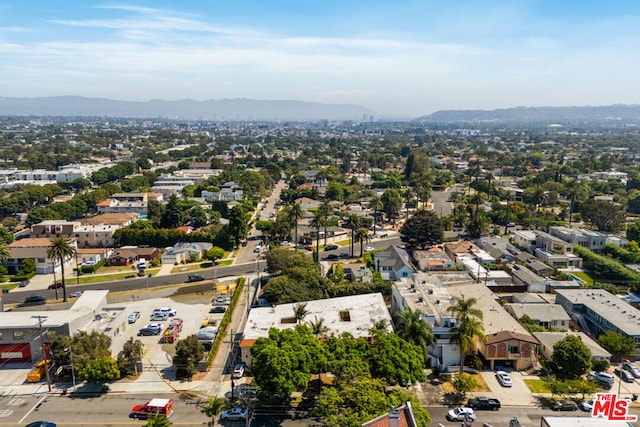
571,271,593,285
440,373,491,393
77,268,160,284
525,379,551,393
0,282,19,291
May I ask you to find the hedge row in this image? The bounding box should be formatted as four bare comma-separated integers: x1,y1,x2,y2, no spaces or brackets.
573,245,640,292
80,258,106,274
9,271,36,282
206,277,246,365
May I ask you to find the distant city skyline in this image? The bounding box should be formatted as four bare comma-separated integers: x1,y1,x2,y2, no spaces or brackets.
1,1,639,118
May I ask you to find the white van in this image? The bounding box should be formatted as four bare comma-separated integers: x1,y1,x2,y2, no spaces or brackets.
138,258,147,269
253,245,262,253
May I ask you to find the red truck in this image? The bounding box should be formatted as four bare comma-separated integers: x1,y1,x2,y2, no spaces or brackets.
130,398,174,419
161,318,183,343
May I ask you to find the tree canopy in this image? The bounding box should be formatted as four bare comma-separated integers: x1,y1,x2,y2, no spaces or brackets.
399,209,444,249
552,335,592,379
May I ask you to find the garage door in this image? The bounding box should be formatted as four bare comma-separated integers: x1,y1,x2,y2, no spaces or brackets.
0,343,32,363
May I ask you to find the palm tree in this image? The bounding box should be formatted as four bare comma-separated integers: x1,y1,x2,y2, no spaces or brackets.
293,303,309,324
369,196,383,236
0,242,10,264
143,414,172,427
394,307,434,363
449,316,486,374
307,316,329,338
355,227,370,257
200,396,225,426
286,202,305,250
447,294,484,373
309,210,326,262
369,319,389,335
47,237,76,302
319,200,334,247
343,213,362,257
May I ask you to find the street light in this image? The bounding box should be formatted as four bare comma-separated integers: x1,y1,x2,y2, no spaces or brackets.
64,346,76,390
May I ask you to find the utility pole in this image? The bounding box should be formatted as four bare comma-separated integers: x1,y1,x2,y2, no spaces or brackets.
32,315,51,392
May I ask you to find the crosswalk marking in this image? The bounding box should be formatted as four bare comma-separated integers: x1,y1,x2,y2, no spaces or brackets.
8,398,25,406
0,410,13,417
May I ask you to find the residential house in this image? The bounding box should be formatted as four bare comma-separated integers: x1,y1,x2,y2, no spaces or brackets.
534,331,611,363
342,263,374,283
374,245,414,280
6,237,78,275
97,192,163,215
361,402,419,427
549,226,607,253
505,303,571,330
413,248,455,272
161,242,213,265
109,247,159,266
510,265,547,293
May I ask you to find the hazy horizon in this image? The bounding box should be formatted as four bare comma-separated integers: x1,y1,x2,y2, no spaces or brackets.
2,1,639,117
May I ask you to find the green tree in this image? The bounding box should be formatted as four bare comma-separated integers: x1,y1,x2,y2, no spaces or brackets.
19,258,35,275
367,331,426,385
355,227,370,257
343,213,362,258
47,236,76,302
309,210,326,261
118,337,143,376
143,414,172,427
552,335,592,379
581,199,626,233
399,209,444,249
369,195,383,235
598,330,636,360
453,373,479,396
160,194,184,229
228,204,249,247
286,202,305,249
251,326,327,401
293,303,309,325
173,335,205,379
381,189,402,227
307,316,329,338
319,200,334,247
80,356,120,383
200,396,225,426
447,295,484,373
394,307,434,363
205,246,225,263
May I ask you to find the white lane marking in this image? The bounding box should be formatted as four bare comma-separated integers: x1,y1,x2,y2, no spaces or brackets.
19,394,47,423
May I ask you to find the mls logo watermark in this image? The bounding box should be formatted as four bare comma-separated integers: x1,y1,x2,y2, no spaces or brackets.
592,393,638,422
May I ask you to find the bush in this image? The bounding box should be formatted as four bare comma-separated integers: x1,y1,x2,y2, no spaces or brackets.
592,360,609,372
81,259,106,274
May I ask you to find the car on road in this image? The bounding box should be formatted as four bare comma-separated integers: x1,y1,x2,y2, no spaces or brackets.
69,291,84,298
364,246,375,252
339,252,349,258
495,371,513,387
241,240,248,247
325,254,339,260
467,396,501,411
128,311,140,324
324,244,338,251
550,400,578,411
48,282,63,289
232,364,245,379
210,306,226,314
24,295,46,304
186,274,205,282
447,407,476,422
220,407,248,421
623,360,640,378
615,368,635,383
25,422,57,427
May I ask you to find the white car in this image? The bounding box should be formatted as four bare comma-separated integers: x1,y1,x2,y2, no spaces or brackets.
154,307,177,317
364,246,375,252
220,407,248,421
69,291,84,298
580,400,594,412
150,312,168,321
128,311,140,323
232,364,245,379
447,407,476,422
496,371,513,387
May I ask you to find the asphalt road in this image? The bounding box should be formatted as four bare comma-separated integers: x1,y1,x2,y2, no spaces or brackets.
6,392,637,427
431,184,463,218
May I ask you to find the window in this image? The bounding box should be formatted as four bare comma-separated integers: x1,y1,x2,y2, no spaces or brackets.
509,345,519,354
339,310,351,322
37,258,45,263
13,330,24,339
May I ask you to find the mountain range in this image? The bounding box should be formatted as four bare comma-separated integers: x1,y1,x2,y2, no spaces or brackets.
416,104,640,124
0,96,375,121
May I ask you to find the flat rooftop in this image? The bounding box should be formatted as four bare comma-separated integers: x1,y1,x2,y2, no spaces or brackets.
243,293,393,340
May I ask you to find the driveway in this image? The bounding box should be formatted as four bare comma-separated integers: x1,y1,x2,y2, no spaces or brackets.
478,370,537,406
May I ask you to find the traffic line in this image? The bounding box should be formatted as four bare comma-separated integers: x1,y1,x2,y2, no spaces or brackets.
18,394,46,423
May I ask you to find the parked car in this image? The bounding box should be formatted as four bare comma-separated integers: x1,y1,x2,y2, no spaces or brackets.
580,400,594,412
69,291,84,298
220,407,248,421
467,396,501,411
495,371,513,387
154,307,177,317
186,274,205,282
138,324,162,336
210,306,226,314
150,312,168,321
25,422,57,427
339,252,350,258
128,311,140,324
137,270,146,277
48,282,63,289
588,371,615,387
615,368,635,383
550,400,578,411
324,244,338,251
623,360,640,378
232,364,245,379
447,407,476,422
213,296,230,305
364,246,375,252
24,295,46,304
325,254,339,260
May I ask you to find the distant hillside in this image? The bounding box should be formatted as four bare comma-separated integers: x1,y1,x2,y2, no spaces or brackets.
415,105,640,124
0,96,375,121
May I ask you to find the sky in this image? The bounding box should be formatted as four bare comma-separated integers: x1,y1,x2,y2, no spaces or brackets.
1,1,640,118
